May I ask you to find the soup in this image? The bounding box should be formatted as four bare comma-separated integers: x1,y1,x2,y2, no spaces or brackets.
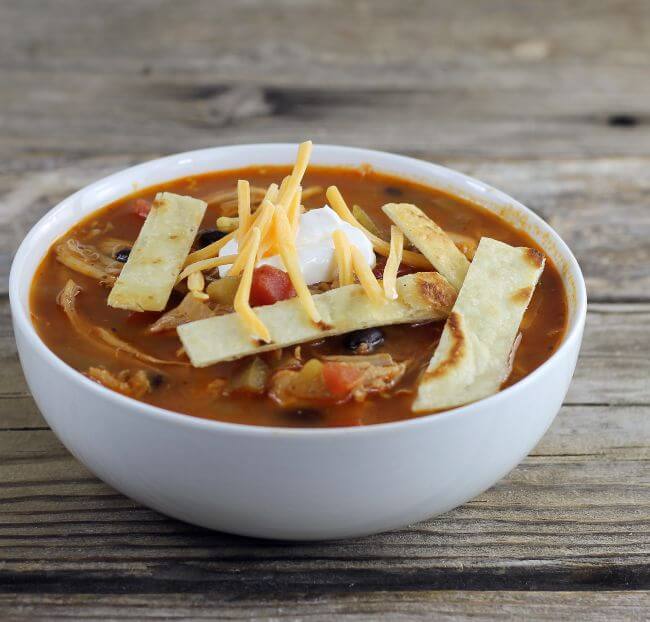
30,148,567,427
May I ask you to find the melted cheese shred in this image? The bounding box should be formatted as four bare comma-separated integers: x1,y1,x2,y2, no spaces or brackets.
332,229,354,286
263,183,280,204
236,180,251,244
277,141,312,209
383,225,404,300
176,254,237,285
288,186,303,234
350,245,385,306
216,216,239,232
326,186,430,270
227,201,275,276
233,227,271,343
184,230,235,266
273,207,322,324
178,143,414,341
188,271,209,301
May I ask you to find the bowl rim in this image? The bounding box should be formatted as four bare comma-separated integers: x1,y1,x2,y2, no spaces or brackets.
9,143,587,439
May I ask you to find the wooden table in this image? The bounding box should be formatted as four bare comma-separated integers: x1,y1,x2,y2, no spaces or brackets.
2,1,649,619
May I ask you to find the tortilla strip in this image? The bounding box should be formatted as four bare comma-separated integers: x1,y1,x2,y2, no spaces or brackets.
108,192,207,311
412,237,545,412
178,272,456,367
382,203,470,290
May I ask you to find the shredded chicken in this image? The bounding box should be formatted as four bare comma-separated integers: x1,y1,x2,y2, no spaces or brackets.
57,279,186,366
149,293,216,333
308,281,335,294
55,238,121,286
207,377,228,397
502,333,523,382
87,367,153,398
96,237,133,258
269,359,329,408
269,354,407,407
322,354,407,401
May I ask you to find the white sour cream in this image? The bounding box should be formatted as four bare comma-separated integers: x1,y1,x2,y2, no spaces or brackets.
218,206,375,284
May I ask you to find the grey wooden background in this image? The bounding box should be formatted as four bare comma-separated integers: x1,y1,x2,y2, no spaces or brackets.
1,1,649,620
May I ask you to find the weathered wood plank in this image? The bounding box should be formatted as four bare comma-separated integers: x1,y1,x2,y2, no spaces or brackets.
2,0,650,168
0,402,646,594
2,0,650,89
4,71,650,164
0,591,649,621
2,0,649,614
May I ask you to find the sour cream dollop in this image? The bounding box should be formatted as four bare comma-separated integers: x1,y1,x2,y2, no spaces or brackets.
218,205,375,284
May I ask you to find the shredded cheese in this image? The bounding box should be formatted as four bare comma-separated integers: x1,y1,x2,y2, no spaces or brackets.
332,229,354,286
176,254,237,284
216,216,239,232
184,230,235,266
236,180,251,244
254,199,283,261
188,271,209,301
288,187,302,236
263,182,280,204
273,207,322,324
383,225,404,300
226,201,275,277
278,176,291,208
254,200,277,262
326,186,430,270
277,141,312,209
350,245,385,305
233,227,271,343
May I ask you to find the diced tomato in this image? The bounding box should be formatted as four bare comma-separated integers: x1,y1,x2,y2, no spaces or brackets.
249,265,297,307
132,198,152,218
322,362,364,399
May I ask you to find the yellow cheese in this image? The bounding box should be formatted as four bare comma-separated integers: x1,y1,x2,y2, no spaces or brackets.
350,246,385,305
332,229,353,286
233,227,271,343
274,208,322,324
326,186,430,270
383,225,404,300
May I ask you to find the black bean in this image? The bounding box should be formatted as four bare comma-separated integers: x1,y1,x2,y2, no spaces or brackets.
343,328,385,353
148,373,165,389
198,229,227,248
115,248,131,262
384,186,403,197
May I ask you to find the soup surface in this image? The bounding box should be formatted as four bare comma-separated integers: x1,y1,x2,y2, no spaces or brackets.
30,165,568,427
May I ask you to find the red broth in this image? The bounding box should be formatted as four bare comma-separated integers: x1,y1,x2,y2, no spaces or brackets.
30,165,568,427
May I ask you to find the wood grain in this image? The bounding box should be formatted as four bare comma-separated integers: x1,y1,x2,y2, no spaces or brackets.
0,403,647,594
2,0,649,618
0,591,649,621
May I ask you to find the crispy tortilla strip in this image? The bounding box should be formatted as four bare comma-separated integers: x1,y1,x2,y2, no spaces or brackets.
382,203,470,290
108,192,207,311
178,272,456,367
412,237,545,412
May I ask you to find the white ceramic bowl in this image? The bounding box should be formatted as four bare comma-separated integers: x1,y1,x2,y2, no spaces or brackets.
9,145,586,540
